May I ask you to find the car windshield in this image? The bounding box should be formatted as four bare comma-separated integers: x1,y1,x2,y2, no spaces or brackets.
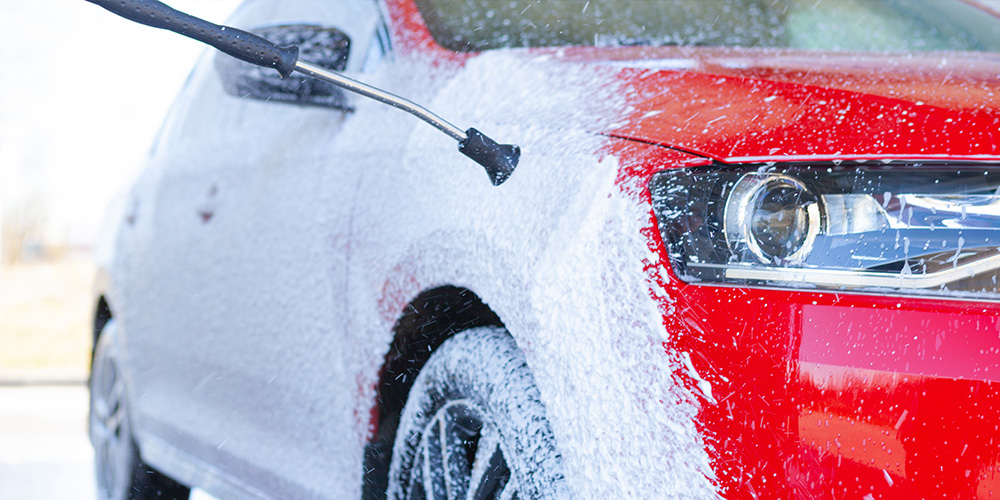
414,0,1000,53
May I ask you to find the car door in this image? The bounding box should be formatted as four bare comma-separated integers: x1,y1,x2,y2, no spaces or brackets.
120,0,386,495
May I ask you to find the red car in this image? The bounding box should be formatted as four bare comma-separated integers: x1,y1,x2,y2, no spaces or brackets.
88,0,1000,499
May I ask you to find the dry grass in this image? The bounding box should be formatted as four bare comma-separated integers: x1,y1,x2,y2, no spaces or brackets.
0,257,93,381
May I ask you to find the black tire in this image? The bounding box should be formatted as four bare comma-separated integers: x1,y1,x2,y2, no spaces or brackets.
386,327,568,500
89,320,191,500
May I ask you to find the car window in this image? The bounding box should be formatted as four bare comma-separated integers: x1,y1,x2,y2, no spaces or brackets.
414,0,1000,53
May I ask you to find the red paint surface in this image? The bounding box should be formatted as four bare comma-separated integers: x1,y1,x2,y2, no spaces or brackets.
670,285,1000,500
392,1,1000,497
601,46,1000,162
612,140,1000,499
800,305,1000,382
383,0,469,63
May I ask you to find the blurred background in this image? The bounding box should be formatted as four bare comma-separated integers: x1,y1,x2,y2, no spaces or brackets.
0,1,238,497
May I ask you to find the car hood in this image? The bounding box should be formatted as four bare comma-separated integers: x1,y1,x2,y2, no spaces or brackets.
554,46,1000,163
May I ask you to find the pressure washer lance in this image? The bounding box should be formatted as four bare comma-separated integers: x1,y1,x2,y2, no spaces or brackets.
84,0,520,186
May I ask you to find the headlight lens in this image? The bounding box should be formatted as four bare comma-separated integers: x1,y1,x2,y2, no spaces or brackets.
650,164,1000,300
726,173,822,266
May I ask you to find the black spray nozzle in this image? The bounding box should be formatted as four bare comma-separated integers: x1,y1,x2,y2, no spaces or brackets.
459,128,520,186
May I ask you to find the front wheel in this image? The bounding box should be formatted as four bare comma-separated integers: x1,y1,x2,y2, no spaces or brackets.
386,327,568,500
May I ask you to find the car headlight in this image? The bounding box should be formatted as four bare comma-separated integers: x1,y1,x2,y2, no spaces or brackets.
650,164,1000,300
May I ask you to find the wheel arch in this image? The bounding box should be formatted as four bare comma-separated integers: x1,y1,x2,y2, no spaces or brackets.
92,295,113,362
362,285,504,500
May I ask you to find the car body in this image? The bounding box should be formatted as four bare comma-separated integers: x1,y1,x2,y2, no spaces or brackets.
90,0,1000,499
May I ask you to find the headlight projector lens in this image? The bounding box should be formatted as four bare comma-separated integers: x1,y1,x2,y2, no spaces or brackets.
725,174,822,265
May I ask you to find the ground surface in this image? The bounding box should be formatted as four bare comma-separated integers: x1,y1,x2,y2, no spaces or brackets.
0,385,94,500
0,385,219,500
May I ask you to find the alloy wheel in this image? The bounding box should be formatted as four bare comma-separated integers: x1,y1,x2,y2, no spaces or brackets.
90,344,131,499
405,400,517,500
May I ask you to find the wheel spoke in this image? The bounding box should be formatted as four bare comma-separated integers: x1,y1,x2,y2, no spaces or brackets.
90,419,112,442
91,361,112,421
467,426,510,500
106,402,126,438
98,441,115,494
407,445,427,500
441,404,477,500
93,357,124,424
108,375,125,409
467,425,500,499
422,416,446,500
92,395,110,423
94,380,126,441
496,480,517,500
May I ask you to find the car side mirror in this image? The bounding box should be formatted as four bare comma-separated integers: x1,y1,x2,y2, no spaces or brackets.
214,24,352,111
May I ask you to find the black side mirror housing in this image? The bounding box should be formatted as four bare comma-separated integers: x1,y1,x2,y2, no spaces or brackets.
215,24,352,110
